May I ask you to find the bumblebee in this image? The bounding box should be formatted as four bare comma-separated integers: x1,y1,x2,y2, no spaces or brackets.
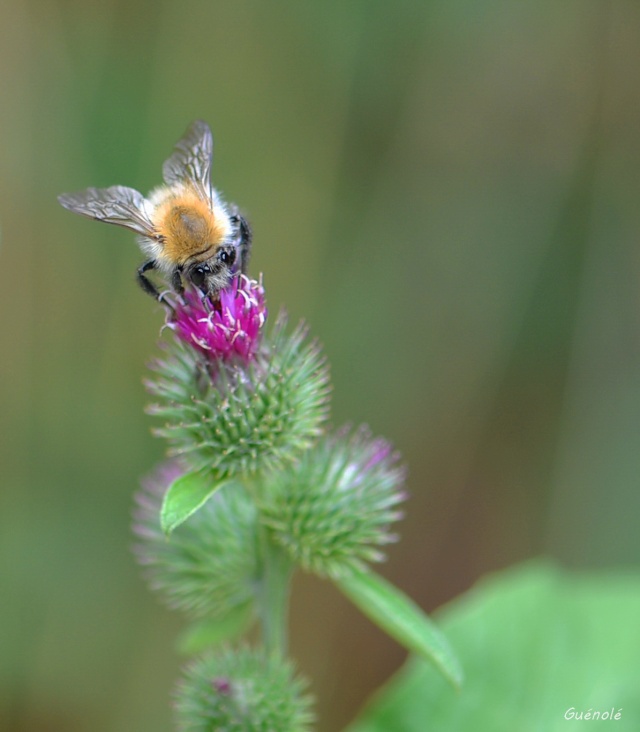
58,120,251,301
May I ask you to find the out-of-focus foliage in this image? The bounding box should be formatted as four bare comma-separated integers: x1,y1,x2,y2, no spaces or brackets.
346,562,640,732
1,2,639,731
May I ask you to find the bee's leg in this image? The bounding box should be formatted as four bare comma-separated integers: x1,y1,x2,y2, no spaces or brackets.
137,259,162,300
201,293,214,313
171,268,184,297
238,215,252,274
229,206,252,274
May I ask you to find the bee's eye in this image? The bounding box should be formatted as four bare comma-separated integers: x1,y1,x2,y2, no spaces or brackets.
191,264,210,288
219,249,236,266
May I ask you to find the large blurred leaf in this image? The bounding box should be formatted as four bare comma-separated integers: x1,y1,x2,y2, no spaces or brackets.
345,561,640,731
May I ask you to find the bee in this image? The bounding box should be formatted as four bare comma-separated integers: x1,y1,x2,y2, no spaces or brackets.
58,120,252,301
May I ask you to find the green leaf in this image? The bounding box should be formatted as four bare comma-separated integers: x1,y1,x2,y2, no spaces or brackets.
335,568,463,690
344,561,640,732
160,471,237,535
177,603,255,655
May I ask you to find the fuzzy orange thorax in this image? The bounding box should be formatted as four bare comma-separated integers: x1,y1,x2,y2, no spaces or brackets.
154,191,226,265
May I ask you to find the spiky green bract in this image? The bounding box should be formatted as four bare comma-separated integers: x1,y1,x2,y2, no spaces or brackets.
146,314,330,482
260,426,407,580
133,462,259,620
175,647,314,732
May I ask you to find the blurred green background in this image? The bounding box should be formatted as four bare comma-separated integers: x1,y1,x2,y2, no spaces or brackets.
2,1,640,730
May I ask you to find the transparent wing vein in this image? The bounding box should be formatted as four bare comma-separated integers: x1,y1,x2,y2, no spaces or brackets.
162,120,213,200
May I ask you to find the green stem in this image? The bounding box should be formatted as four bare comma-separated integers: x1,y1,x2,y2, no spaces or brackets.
258,526,293,658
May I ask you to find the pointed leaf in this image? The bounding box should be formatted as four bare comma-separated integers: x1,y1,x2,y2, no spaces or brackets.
336,568,463,690
177,603,255,655
161,471,236,535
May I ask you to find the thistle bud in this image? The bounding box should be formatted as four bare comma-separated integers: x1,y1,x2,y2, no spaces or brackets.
260,426,407,579
133,462,259,619
175,647,314,732
146,315,331,482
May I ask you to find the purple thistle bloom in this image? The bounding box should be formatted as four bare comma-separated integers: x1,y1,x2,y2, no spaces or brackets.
166,275,267,363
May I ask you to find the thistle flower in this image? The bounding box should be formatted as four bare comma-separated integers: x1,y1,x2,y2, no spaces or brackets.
146,316,330,481
175,647,314,732
166,275,267,364
260,426,407,579
133,462,259,619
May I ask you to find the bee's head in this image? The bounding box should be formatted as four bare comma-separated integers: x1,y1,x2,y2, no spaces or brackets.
188,245,237,297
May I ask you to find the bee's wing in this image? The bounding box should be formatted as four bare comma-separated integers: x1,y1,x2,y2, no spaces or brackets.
58,186,157,238
162,120,213,200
